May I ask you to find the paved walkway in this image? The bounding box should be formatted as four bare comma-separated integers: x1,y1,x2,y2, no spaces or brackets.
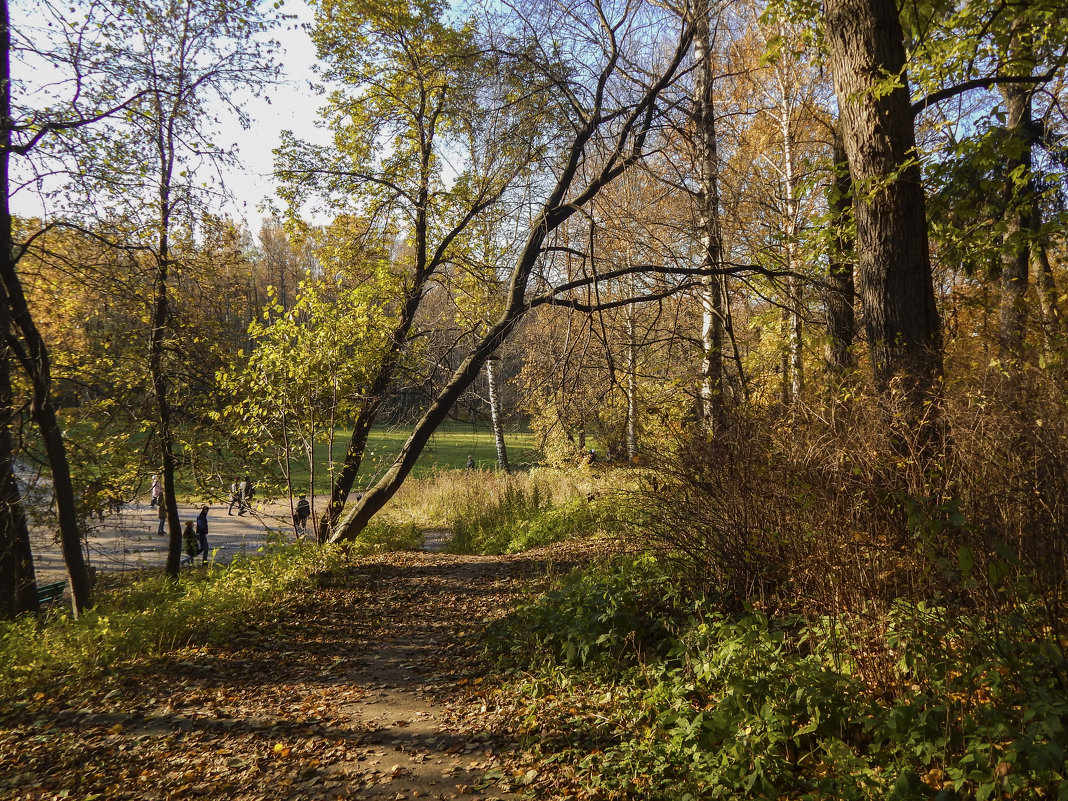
29,496,330,586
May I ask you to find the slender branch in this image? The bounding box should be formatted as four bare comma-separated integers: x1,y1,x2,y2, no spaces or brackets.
912,59,1064,117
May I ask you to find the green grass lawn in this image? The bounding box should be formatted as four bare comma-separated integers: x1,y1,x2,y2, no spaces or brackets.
285,421,541,495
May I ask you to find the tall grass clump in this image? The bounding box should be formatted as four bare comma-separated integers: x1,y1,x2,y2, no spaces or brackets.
369,465,613,554
446,469,611,554
0,539,346,701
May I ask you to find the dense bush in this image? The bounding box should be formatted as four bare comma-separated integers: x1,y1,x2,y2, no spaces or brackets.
487,557,1068,800
489,555,685,667
626,371,1068,634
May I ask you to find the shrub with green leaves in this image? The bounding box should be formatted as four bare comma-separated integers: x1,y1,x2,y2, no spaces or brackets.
488,557,1068,800
489,555,685,668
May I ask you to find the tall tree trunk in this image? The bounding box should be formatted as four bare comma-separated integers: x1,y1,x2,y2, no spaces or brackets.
0,341,37,618
997,28,1034,366
486,357,509,471
1,0,92,613
825,123,856,376
823,0,943,413
1033,235,1066,358
779,308,791,405
0,3,35,617
149,194,181,577
694,0,726,428
782,120,803,405
626,305,637,462
788,279,803,402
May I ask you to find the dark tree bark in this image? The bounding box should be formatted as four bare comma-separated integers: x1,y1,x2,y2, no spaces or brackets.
148,245,182,577
823,0,943,410
825,123,855,375
1,0,92,613
997,29,1034,366
1034,234,1066,357
0,339,37,618
0,0,36,618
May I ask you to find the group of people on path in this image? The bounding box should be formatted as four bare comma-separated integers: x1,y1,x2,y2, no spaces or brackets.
148,473,316,560
151,473,217,565
228,476,255,516
182,506,210,565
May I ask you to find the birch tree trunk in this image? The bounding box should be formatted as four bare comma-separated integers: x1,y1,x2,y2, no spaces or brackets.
783,130,803,405
694,0,726,429
626,304,638,462
486,357,509,472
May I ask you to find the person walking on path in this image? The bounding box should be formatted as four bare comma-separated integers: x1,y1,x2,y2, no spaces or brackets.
228,479,244,515
182,520,198,565
195,505,210,564
150,475,162,508
294,494,311,537
156,497,167,536
240,476,255,513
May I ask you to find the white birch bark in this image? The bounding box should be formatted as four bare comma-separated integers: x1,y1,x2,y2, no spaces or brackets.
694,0,726,428
626,304,638,461
486,357,509,471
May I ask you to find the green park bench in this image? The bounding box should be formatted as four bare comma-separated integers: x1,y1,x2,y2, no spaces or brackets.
36,580,67,606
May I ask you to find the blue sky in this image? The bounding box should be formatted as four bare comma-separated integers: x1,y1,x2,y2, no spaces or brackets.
10,0,329,229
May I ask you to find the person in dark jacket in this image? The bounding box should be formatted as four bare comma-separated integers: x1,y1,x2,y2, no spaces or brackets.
195,505,210,564
294,495,311,536
182,520,198,565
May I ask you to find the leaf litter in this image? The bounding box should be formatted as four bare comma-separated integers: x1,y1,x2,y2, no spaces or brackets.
0,543,607,801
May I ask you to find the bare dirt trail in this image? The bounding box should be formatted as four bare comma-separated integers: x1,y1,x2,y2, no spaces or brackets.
0,544,592,800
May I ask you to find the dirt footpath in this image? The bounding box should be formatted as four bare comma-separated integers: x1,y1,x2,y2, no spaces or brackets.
0,545,593,800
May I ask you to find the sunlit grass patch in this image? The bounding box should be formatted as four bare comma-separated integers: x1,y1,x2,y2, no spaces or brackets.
0,540,347,702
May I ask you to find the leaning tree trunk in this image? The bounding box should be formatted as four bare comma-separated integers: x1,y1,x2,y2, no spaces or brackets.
320,158,436,541
485,357,509,472
0,9,91,614
823,0,943,415
327,17,693,542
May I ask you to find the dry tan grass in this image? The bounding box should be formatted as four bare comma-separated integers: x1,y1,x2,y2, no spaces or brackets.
376,465,622,530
